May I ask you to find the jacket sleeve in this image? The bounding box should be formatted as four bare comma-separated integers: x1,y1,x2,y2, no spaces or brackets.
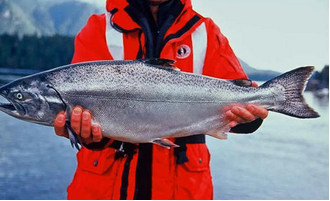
203,18,263,134
71,14,113,64
202,18,247,80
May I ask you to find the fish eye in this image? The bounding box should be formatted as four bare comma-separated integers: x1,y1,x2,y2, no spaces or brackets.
16,92,24,100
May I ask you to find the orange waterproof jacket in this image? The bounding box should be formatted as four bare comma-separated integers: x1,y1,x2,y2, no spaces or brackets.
67,0,248,199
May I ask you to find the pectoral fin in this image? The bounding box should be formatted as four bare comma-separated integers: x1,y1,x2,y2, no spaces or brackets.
151,138,179,148
65,121,81,150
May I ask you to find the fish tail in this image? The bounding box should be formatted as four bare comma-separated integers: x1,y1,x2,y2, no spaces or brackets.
260,66,320,118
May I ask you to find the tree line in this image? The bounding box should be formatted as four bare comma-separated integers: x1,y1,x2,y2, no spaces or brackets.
0,34,74,70
306,65,329,91
0,34,328,91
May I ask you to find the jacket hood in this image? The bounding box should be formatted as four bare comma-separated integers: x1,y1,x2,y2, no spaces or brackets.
105,0,193,32
104,0,202,59
106,0,192,12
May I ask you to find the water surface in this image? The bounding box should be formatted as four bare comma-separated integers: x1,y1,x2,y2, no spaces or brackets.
0,93,328,199
209,92,329,200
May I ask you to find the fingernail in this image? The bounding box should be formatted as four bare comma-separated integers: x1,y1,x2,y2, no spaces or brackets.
249,105,255,112
93,126,98,133
229,121,238,128
57,115,63,122
83,112,89,120
73,107,82,115
232,106,240,113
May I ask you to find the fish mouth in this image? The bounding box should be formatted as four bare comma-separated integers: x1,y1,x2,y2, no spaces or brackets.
0,102,16,111
0,90,50,126
0,96,21,117
0,95,50,126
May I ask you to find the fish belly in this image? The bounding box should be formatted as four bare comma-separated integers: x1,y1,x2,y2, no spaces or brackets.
65,96,227,143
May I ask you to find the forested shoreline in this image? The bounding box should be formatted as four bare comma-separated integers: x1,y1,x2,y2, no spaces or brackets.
0,34,74,70
0,34,328,90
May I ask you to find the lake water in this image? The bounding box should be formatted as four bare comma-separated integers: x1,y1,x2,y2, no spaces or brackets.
0,92,328,199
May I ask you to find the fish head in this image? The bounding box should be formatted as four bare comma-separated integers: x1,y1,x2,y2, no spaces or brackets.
0,77,65,126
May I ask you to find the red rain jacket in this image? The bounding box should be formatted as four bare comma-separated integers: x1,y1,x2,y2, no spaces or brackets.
67,0,248,199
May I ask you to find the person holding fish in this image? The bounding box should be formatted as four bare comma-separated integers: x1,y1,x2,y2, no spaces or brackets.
54,0,269,199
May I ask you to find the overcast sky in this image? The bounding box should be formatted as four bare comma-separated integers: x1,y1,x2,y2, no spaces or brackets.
83,0,329,72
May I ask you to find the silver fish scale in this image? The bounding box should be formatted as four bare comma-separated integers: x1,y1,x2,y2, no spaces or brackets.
43,60,277,143
47,61,260,102
0,60,318,145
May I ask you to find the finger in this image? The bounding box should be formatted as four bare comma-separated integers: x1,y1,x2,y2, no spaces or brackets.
54,111,68,138
92,124,103,142
246,105,268,119
251,81,259,87
225,110,245,124
231,106,255,122
81,110,92,140
71,106,83,135
80,136,93,145
229,121,238,128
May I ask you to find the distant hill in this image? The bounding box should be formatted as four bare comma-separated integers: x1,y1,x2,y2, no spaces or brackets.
239,59,281,81
0,0,103,36
306,65,329,91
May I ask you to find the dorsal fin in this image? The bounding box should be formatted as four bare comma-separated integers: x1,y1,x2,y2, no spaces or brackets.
142,58,180,71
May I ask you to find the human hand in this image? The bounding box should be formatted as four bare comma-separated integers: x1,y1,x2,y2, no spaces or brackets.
225,81,268,128
54,106,103,144
225,104,268,128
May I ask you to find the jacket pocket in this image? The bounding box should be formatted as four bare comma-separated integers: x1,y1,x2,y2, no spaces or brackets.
77,147,116,175
174,143,213,199
180,143,210,172
67,147,118,199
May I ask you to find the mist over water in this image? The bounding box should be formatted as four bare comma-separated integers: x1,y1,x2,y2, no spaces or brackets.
0,93,328,199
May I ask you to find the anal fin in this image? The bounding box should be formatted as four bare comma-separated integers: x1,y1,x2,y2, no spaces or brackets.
206,124,231,140
151,138,179,148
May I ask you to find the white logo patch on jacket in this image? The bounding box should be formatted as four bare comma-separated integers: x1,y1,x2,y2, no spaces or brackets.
176,44,191,59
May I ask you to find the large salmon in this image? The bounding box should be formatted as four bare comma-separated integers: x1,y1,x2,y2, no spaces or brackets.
0,59,319,148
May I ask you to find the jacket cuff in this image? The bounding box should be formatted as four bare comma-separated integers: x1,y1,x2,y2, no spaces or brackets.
230,118,263,134
82,138,113,150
